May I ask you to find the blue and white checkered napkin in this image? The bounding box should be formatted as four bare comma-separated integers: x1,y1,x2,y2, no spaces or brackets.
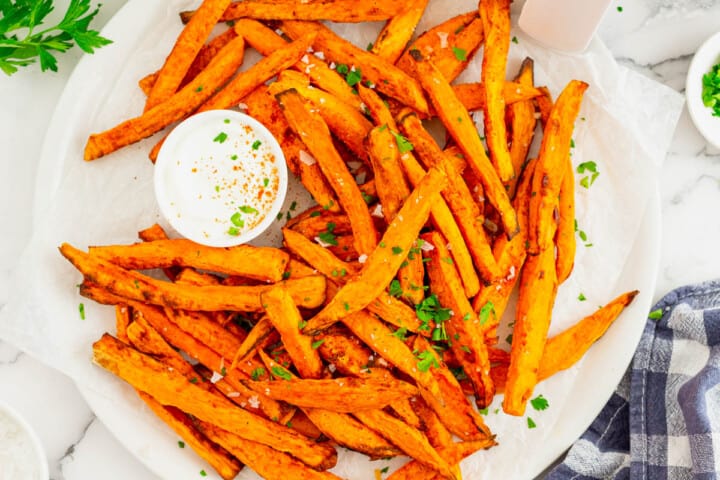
547,280,720,480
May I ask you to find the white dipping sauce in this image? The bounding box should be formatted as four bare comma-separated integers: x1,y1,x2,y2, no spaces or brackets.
154,110,287,247
0,404,47,480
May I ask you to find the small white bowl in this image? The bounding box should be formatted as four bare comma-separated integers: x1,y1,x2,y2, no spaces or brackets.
154,110,287,247
0,402,49,480
686,31,720,150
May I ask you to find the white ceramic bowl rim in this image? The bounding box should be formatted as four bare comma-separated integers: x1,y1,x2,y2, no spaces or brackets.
686,31,720,150
0,401,49,480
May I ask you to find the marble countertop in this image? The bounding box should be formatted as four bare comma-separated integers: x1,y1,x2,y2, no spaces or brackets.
1,1,720,479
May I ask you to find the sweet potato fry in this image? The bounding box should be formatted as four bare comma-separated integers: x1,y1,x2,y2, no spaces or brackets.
144,0,232,111
199,32,317,112
258,351,402,459
234,19,359,110
165,309,242,361
92,334,337,470
357,83,397,129
244,86,339,212
182,0,406,23
303,167,446,334
83,35,246,161
478,0,514,182
535,86,554,127
396,11,483,83
528,80,588,253
422,231,494,408
506,58,538,196
365,124,410,221
89,239,289,282
60,243,326,312
269,76,373,160
371,0,429,63
452,81,542,112
396,147,480,298
503,243,558,416
399,111,499,281
409,52,518,238
261,286,324,379
229,316,274,368
354,408,456,480
277,89,378,257
141,396,242,480
539,291,639,380
555,156,576,283
290,213,353,240
198,421,342,479
115,304,131,343
243,377,417,412
280,20,429,114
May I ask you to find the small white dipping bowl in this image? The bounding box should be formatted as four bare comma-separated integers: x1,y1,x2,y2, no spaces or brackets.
0,402,49,480
155,110,287,247
686,31,720,150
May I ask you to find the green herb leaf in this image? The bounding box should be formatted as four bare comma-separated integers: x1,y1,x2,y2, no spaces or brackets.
415,294,452,332
345,67,362,87
311,339,325,349
389,279,403,297
178,440,185,448
200,469,207,477
391,326,408,341
252,139,262,150
393,132,414,153
391,246,403,255
271,366,292,380
452,47,467,61
527,417,537,429
214,132,228,143
648,308,663,320
702,62,720,117
578,293,587,301
479,301,494,325
78,302,85,320
415,349,439,372
263,177,270,187
230,212,245,227
239,205,259,215
250,367,265,380
530,394,549,411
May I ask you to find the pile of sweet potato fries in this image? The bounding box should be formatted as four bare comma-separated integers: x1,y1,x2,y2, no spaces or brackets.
62,0,638,478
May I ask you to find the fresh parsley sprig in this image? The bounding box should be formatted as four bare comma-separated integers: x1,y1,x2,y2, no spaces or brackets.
0,0,112,76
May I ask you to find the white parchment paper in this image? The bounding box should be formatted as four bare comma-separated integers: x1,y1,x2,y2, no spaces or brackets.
0,1,683,479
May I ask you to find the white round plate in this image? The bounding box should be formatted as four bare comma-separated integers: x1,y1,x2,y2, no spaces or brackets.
686,31,720,150
34,1,661,479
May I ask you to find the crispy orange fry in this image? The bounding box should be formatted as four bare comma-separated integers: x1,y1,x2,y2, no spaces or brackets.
303,167,446,334
371,0,430,63
60,243,326,312
422,231,494,408
535,86,554,127
366,124,410,220
144,0,232,111
399,111,499,281
198,420,342,479
410,53,518,238
115,304,131,343
244,86,339,212
89,239,289,282
83,35,246,161
229,316,274,368
555,156,576,283
353,408,456,480
528,80,588,253
261,287,324,379
358,83,397,129
506,58,538,196
478,0,514,182
395,139,481,298
234,19,359,109
277,89,378,257
452,81,542,112
503,242,558,416
397,11,483,83
281,20,429,114
182,0,406,23
92,334,337,470
243,377,417,412
539,291,639,380
290,213,353,240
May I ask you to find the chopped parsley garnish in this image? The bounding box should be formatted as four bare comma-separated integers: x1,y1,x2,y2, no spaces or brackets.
577,161,600,188
263,177,270,187
276,212,284,221
505,333,513,344
530,394,549,411
289,201,297,211
527,417,537,429
250,367,266,380
574,219,593,247
214,132,228,143
578,293,587,301
393,132,414,153
195,85,203,92
252,140,262,150
343,302,350,311
298,319,308,329
511,36,519,44
479,301,495,325
380,466,389,474
318,222,338,246
78,302,85,320
452,47,467,61
228,226,240,236
310,210,322,217
702,61,720,117
200,469,207,477
346,67,362,87
442,256,454,264
230,212,245,227
391,326,408,341
189,377,199,384
415,294,452,332
336,63,349,74
361,191,375,204
415,349,439,372
616,5,623,12
391,246,403,255
367,42,374,51
282,270,291,280
271,366,292,380
238,205,259,215
311,339,325,349
389,279,403,297
231,154,238,160
648,308,663,320
178,440,185,448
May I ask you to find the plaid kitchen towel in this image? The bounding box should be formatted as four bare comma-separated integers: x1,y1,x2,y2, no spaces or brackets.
547,279,720,480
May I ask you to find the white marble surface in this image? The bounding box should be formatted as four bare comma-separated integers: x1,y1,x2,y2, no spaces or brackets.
1,1,720,479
